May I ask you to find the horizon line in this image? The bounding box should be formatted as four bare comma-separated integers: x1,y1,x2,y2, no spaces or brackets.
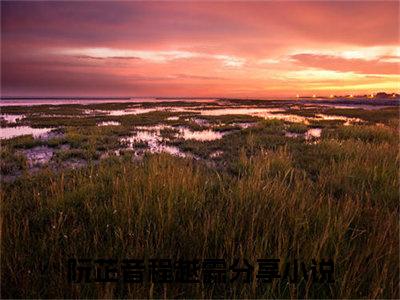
1,92,398,100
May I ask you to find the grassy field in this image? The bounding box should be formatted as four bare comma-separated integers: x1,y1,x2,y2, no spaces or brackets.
1,105,399,298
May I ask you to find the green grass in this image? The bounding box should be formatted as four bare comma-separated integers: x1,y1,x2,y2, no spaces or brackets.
286,123,309,134
2,142,399,298
2,122,399,298
0,147,28,175
308,119,346,128
1,104,399,298
159,127,180,139
322,125,396,144
3,134,45,149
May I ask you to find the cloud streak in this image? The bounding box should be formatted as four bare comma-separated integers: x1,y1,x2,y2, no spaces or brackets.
60,47,246,68
291,53,399,75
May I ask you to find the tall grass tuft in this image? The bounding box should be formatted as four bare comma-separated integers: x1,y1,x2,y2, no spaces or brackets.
1,123,399,298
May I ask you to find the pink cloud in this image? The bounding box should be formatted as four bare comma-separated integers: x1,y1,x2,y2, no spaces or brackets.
291,53,399,75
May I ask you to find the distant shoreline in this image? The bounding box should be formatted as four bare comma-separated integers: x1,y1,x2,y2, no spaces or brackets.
0,96,399,108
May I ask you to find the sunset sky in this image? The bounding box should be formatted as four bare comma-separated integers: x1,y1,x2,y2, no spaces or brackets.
1,1,399,98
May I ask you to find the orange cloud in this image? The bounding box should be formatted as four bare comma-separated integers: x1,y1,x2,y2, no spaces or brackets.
291,53,399,75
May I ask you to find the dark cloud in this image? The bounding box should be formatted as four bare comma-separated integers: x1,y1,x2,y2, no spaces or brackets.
73,55,141,60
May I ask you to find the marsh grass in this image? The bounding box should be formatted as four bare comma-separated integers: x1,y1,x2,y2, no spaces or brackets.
0,147,27,175
286,123,309,134
1,104,399,298
159,127,180,139
322,125,396,144
1,120,399,298
3,135,43,149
